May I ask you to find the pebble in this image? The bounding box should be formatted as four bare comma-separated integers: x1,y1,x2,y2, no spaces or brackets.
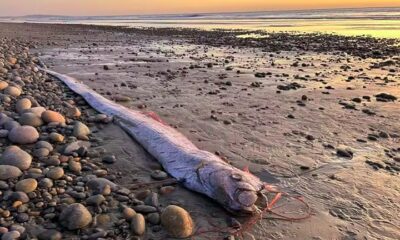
151,170,168,180
0,129,9,138
25,107,46,117
123,207,136,220
69,160,82,173
39,178,53,188
0,80,9,90
8,125,39,144
147,213,160,225
4,86,22,97
15,98,32,113
35,141,53,151
46,167,64,180
59,203,93,230
41,110,65,124
131,214,146,236
73,121,90,139
19,112,43,127
49,132,64,143
63,141,90,155
33,148,50,158
66,107,81,118
15,178,38,193
4,120,20,130
86,177,116,195
86,194,106,205
133,205,157,213
0,146,32,170
37,229,62,240
1,230,20,240
102,155,116,164
161,205,194,238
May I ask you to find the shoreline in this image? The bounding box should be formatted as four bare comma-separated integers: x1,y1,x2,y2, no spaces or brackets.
0,22,400,239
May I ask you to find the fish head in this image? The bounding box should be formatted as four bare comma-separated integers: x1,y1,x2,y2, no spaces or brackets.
211,168,264,214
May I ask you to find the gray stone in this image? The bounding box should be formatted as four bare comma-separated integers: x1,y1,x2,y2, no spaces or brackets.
8,126,39,144
0,146,32,170
59,203,92,230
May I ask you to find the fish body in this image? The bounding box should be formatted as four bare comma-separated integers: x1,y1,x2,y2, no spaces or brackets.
44,69,264,214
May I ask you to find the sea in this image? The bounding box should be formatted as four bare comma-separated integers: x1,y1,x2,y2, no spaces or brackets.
1,7,400,39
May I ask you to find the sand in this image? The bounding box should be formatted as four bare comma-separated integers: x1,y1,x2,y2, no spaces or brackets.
1,22,399,239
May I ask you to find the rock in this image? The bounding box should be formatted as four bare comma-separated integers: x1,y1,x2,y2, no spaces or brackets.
4,86,22,97
16,98,32,113
19,112,43,127
375,93,397,102
123,207,136,220
0,81,8,90
1,230,20,240
49,132,64,143
8,191,29,203
73,121,90,139
39,178,53,188
8,126,39,144
0,129,9,138
161,205,194,238
63,141,90,155
86,194,106,205
147,213,160,225
41,110,65,124
35,141,53,151
46,167,64,180
37,229,62,240
68,160,82,173
16,213,29,223
133,205,157,213
131,214,145,236
4,120,20,130
66,107,81,118
25,107,46,117
0,145,32,170
59,203,92,230
336,146,353,159
0,165,22,180
33,148,50,158
102,155,116,164
15,178,37,193
151,170,168,180
86,178,116,195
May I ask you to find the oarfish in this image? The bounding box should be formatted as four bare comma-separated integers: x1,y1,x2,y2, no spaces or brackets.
43,69,265,214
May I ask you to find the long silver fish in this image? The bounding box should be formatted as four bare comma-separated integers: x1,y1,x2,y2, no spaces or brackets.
44,69,265,214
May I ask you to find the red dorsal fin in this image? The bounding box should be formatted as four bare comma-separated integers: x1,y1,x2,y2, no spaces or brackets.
145,111,167,125
243,165,250,173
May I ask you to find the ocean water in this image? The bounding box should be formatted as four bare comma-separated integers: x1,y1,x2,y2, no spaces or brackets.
2,7,400,38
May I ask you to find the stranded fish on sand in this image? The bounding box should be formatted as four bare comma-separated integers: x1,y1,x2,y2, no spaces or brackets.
43,69,266,214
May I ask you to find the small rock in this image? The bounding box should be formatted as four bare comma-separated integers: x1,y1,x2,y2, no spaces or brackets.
15,178,37,193
0,80,9,90
131,214,145,236
102,155,116,164
4,86,22,97
123,207,136,220
86,178,116,195
73,121,90,139
147,213,160,225
161,205,194,238
66,107,81,118
0,165,22,180
8,126,39,144
151,170,168,180
49,132,64,143
68,160,82,173
86,194,106,205
59,203,92,230
16,98,32,113
0,145,32,170
37,229,62,240
1,230,20,240
19,112,43,127
41,110,65,124
46,167,64,180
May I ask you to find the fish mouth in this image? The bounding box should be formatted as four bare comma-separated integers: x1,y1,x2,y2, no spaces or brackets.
229,187,265,215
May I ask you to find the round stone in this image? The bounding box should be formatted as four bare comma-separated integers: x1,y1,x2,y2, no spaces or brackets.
0,145,32,170
0,80,8,90
16,98,32,113
131,213,145,236
41,110,65,124
39,178,53,188
123,207,136,220
49,132,64,143
68,160,81,173
59,203,92,230
73,121,90,139
4,86,22,97
35,141,53,151
0,129,9,138
37,229,62,240
8,126,39,144
15,178,38,193
1,230,21,240
66,107,81,118
86,178,116,195
19,112,43,127
46,167,64,180
151,170,168,180
86,194,106,206
25,107,46,117
161,205,194,238
4,120,20,130
33,148,50,158
0,165,22,180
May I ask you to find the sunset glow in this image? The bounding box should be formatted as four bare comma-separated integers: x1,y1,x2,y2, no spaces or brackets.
0,0,399,16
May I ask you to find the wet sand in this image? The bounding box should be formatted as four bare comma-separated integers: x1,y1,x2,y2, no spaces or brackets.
1,22,399,239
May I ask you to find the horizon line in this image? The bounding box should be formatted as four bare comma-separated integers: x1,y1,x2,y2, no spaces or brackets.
1,6,400,18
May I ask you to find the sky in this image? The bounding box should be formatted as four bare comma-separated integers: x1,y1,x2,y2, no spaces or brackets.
0,0,399,16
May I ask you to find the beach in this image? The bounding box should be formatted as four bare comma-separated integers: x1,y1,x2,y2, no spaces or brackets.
0,22,399,239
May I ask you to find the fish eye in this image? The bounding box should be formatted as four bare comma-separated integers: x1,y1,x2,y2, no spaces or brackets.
230,173,242,181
